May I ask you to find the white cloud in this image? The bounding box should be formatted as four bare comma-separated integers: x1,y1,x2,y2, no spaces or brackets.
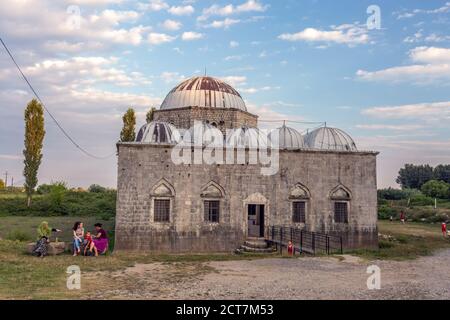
356,46,450,84
160,19,182,31
198,0,268,21
0,2,151,46
409,46,450,64
0,56,152,87
239,86,280,94
395,2,450,19
224,55,246,61
361,101,450,122
221,76,247,86
94,9,141,25
278,23,369,46
356,124,425,131
137,0,169,11
229,41,239,48
168,5,195,16
181,31,204,41
147,32,177,45
203,18,240,29
160,71,186,83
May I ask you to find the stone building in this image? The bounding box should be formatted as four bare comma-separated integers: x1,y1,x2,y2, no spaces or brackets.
115,76,379,252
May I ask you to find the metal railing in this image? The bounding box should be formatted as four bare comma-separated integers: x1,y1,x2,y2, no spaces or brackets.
268,226,343,255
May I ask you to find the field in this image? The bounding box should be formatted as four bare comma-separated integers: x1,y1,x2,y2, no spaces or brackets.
0,217,450,299
0,190,116,218
0,216,115,244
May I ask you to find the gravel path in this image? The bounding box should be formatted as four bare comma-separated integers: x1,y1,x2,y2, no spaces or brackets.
86,250,450,300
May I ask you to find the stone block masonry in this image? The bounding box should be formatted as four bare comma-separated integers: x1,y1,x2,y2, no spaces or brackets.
115,143,378,252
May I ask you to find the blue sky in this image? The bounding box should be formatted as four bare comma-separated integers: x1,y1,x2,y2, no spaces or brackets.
0,0,449,188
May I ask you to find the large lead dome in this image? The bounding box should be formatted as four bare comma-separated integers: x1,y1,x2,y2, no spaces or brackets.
160,76,247,111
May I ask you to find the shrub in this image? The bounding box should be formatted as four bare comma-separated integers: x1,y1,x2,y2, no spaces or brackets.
378,188,409,200
6,230,32,242
409,194,435,206
421,180,450,199
88,184,107,193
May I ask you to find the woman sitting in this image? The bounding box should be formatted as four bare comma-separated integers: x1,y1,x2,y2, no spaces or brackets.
32,221,61,258
92,223,108,256
72,221,84,256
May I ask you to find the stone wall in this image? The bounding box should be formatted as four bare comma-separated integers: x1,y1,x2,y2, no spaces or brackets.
115,143,378,252
153,106,258,132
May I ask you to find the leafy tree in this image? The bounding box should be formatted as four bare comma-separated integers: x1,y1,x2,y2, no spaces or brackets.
48,181,68,208
120,108,136,142
0,179,5,189
88,184,107,193
37,184,52,194
396,164,434,189
421,180,450,199
23,99,45,207
146,107,156,123
433,164,450,184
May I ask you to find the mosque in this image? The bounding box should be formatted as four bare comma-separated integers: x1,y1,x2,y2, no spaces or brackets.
114,76,378,252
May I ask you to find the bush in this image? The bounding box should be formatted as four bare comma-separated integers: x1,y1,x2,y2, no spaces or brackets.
88,184,107,193
421,180,450,199
409,194,435,206
378,206,398,219
6,230,32,242
378,188,408,200
0,190,116,217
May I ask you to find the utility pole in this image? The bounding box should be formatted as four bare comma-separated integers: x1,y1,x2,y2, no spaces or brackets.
11,177,14,188
4,171,8,188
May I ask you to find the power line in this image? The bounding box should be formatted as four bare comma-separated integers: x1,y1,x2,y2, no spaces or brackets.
0,37,116,160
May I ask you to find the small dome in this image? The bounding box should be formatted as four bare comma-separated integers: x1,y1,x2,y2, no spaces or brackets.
226,126,268,149
160,76,247,111
183,122,223,146
268,124,305,149
136,121,179,144
305,127,357,151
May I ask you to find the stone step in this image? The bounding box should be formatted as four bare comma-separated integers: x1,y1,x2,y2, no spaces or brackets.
240,245,276,253
244,240,269,249
246,237,266,241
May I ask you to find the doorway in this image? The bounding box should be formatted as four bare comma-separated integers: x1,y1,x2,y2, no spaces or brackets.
247,204,265,237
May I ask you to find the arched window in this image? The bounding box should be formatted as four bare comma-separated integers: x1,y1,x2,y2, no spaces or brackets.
151,179,175,223
329,185,351,224
289,183,310,224
201,181,225,223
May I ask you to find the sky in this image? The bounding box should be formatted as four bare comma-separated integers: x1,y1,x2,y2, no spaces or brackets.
0,0,449,189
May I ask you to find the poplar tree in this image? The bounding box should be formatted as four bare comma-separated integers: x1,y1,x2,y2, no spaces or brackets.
146,107,156,123
23,99,45,207
120,108,136,142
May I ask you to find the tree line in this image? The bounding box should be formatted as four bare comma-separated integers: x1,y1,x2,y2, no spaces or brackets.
381,163,450,200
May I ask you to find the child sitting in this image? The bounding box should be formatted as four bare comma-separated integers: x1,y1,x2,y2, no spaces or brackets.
83,231,94,256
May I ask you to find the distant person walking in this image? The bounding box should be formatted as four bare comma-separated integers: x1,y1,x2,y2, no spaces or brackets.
400,211,406,224
442,222,447,238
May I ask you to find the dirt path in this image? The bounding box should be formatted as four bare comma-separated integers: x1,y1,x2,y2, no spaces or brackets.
84,250,450,300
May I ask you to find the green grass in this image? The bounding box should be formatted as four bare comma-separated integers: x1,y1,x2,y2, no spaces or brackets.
0,190,116,218
349,220,450,260
0,216,115,243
